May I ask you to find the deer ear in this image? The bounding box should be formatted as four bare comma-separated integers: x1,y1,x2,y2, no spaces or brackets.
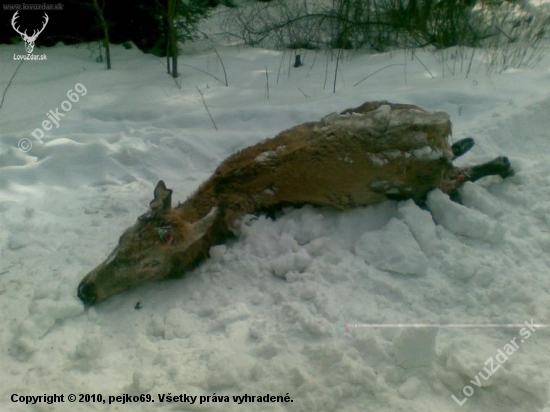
190,207,219,240
139,181,173,221
151,180,172,211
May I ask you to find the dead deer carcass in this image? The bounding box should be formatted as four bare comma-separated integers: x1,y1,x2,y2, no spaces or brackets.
77,101,513,305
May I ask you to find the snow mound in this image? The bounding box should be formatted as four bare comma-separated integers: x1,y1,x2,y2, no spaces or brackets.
427,189,505,242
355,218,429,275
459,182,504,218
393,327,438,368
397,199,439,254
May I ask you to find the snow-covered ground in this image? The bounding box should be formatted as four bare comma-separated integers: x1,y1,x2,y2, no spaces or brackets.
1,32,550,412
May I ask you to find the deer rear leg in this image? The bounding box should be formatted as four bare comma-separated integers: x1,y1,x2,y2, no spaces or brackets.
460,156,514,182
451,137,475,159
441,156,514,200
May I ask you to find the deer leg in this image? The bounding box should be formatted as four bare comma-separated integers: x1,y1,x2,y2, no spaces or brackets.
458,156,514,182
451,137,475,159
440,156,514,201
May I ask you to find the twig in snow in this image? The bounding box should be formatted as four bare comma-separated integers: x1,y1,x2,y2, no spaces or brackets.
276,50,285,84
172,75,181,89
323,51,329,90
333,48,341,93
307,49,318,76
297,87,310,98
265,66,269,100
288,50,292,79
465,47,476,79
183,64,226,86
353,64,406,87
211,45,228,86
412,51,434,79
0,60,24,111
196,86,218,131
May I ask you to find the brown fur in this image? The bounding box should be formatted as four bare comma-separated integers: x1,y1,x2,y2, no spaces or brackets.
188,101,453,226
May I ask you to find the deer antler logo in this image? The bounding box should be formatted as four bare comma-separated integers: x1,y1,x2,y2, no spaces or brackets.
11,11,49,54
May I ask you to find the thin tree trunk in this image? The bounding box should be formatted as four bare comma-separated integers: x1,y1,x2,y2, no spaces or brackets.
165,6,170,74
167,0,178,78
92,0,111,69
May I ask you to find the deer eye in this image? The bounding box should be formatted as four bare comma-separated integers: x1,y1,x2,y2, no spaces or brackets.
157,225,173,243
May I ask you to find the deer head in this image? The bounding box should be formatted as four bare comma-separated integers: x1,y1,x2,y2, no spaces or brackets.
77,181,219,305
11,11,49,54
